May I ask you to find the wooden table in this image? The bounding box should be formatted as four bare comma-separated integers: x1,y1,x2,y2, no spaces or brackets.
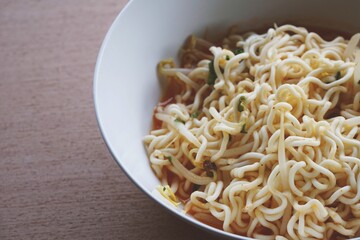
0,1,219,239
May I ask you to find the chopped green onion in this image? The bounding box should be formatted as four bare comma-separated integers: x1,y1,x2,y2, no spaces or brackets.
241,124,247,134
238,104,245,112
238,96,247,112
225,55,230,60
239,96,246,101
174,118,185,124
191,111,200,118
232,48,244,55
207,60,217,85
165,156,172,163
163,187,166,191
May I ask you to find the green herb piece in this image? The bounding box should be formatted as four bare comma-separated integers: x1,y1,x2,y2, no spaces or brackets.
192,184,201,192
238,104,245,112
335,71,341,80
207,60,217,85
238,96,247,112
203,160,217,177
174,118,185,124
225,55,230,60
241,124,247,134
165,156,172,163
232,48,244,55
163,187,166,191
191,111,200,118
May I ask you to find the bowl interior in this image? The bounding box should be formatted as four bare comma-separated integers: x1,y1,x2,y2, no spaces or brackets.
94,0,359,238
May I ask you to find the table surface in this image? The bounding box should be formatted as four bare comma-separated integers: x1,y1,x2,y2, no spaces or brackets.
0,1,220,239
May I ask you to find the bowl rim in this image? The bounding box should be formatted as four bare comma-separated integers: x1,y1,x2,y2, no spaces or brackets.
92,0,250,239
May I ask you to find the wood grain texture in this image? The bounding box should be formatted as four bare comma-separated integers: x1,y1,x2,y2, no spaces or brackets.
0,1,220,239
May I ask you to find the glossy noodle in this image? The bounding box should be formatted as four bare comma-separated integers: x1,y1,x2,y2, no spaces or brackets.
143,24,360,240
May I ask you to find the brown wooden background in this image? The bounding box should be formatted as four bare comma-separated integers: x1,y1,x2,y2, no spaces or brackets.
0,1,221,239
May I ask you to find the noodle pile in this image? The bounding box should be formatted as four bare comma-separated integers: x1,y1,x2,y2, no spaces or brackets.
143,24,360,239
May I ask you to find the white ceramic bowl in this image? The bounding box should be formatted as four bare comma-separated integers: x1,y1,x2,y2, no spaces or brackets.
94,1,359,239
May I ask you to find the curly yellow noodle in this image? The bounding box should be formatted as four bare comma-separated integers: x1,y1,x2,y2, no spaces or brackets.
144,24,360,239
